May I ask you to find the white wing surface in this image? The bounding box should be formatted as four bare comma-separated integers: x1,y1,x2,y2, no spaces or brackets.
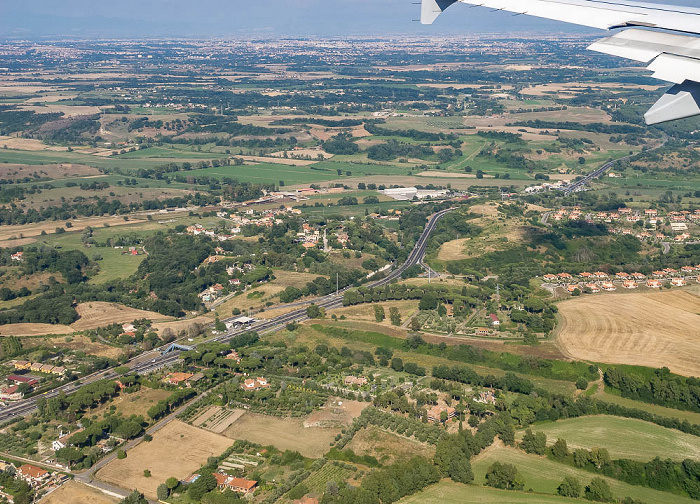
421,0,700,124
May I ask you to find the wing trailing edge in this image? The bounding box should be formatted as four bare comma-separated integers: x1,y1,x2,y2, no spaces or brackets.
420,0,700,124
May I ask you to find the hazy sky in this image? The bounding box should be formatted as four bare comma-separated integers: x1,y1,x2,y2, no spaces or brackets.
2,0,698,39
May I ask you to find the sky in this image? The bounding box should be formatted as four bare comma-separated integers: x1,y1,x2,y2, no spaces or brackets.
2,0,698,39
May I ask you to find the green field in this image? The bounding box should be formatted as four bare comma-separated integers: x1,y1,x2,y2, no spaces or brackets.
400,480,582,503
471,444,697,504
303,462,354,494
594,388,700,425
519,415,700,462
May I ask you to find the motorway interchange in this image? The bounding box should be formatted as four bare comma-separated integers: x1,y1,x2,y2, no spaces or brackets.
0,208,453,424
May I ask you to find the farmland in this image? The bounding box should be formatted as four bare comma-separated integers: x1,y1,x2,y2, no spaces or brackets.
39,481,118,504
516,415,700,461
556,289,700,376
399,481,582,504
345,425,435,465
471,443,699,504
96,420,232,500
221,412,340,458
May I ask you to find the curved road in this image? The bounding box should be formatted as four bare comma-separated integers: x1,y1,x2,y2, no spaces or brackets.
0,208,453,423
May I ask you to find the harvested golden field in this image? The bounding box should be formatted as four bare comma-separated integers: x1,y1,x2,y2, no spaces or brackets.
437,238,469,261
0,216,147,241
97,420,231,500
222,412,339,458
47,334,123,358
330,300,418,327
39,481,118,504
557,289,700,376
70,302,171,331
0,324,73,336
346,426,434,465
273,270,327,288
0,163,101,180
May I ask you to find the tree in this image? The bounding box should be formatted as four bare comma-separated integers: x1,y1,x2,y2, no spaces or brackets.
485,462,524,490
214,317,226,331
306,304,324,319
374,305,385,323
166,477,180,490
558,476,582,498
551,438,569,460
448,454,474,484
157,483,169,500
189,472,217,500
119,490,147,504
419,292,438,310
410,317,421,332
390,307,401,326
391,357,404,372
521,429,547,455
575,377,589,390
585,477,614,502
143,469,151,478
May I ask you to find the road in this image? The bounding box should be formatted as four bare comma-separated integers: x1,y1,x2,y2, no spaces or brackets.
563,135,667,195
0,207,453,424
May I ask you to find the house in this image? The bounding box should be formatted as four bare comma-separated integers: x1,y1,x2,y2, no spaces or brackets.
542,274,559,282
11,251,23,261
7,375,38,386
0,385,23,401
473,390,497,404
30,363,43,372
566,285,581,293
644,209,658,217
40,364,55,374
601,282,616,291
241,377,270,391
225,351,241,363
579,272,593,279
615,272,630,280
647,279,663,289
622,280,638,289
50,366,66,376
681,266,695,274
427,404,457,423
593,271,608,279
631,272,646,280
344,376,368,386
13,361,31,370
585,283,601,293
488,314,500,326
164,372,193,386
557,273,573,282
17,464,49,486
671,277,687,287
52,439,66,451
122,323,136,333
475,327,491,336
652,270,666,278
213,473,258,494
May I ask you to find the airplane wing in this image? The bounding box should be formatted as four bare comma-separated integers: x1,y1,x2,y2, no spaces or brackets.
421,0,700,125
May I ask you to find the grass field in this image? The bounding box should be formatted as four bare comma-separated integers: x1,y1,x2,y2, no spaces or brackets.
92,387,173,420
593,388,700,425
400,480,582,504
39,481,118,504
471,443,697,504
556,289,700,376
346,426,435,465
518,416,700,461
97,420,232,500
221,412,340,458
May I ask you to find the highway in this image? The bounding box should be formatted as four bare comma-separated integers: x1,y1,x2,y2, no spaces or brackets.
0,208,453,423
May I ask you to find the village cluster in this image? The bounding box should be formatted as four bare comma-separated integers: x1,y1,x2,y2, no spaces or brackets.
543,267,699,294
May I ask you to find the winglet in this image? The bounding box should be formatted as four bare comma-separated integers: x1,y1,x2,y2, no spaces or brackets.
421,0,457,24
645,81,700,125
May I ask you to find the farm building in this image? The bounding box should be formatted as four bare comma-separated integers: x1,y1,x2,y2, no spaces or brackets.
488,314,500,326
427,405,457,423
